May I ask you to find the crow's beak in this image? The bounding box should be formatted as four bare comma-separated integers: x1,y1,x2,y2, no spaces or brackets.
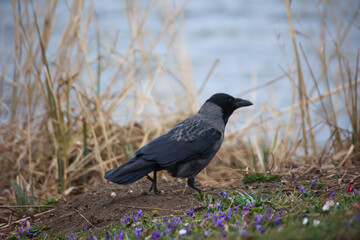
234,98,253,108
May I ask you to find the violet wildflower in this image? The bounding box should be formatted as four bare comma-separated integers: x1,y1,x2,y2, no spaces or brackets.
240,229,247,236
169,217,182,228
256,225,265,233
220,190,228,198
104,233,111,239
247,202,255,208
21,220,27,227
311,177,317,188
278,208,284,215
18,229,24,237
274,214,280,226
221,232,227,238
122,215,130,224
204,230,210,237
253,214,262,226
86,233,93,240
133,227,142,239
227,207,233,218
234,206,239,211
215,201,221,210
330,189,335,198
216,218,225,230
114,229,124,240
152,230,161,239
131,211,139,221
187,208,195,217
293,180,297,184
163,229,171,236
355,213,360,222
83,225,89,232
300,185,305,194
137,210,143,218
354,188,359,197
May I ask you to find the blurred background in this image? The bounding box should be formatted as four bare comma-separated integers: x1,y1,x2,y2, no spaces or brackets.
0,0,359,201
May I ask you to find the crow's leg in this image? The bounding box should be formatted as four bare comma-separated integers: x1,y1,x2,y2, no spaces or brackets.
146,171,160,194
187,177,202,192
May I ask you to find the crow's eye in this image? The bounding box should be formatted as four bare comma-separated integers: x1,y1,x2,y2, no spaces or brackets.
228,98,233,102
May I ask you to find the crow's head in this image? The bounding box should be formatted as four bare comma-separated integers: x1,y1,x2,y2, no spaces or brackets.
205,93,252,124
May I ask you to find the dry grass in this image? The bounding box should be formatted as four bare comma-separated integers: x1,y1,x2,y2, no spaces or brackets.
0,0,359,203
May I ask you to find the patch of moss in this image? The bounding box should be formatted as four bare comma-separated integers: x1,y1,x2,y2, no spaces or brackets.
242,173,281,184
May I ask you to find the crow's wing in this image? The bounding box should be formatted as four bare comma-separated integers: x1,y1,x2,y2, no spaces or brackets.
135,118,222,167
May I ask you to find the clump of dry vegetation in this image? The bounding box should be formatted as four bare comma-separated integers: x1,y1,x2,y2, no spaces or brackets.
0,0,359,205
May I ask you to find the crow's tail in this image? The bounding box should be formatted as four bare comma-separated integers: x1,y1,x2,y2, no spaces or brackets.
104,157,156,184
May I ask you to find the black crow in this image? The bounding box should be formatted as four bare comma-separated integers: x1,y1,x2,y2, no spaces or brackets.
105,93,252,194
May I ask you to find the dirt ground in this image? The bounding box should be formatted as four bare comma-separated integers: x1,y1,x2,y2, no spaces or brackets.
0,171,358,238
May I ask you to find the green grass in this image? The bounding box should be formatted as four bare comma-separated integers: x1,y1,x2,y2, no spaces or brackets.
242,173,281,184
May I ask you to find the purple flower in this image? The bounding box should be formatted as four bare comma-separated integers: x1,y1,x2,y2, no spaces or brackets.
300,186,305,194
215,201,221,210
86,233,93,240
187,208,195,217
330,189,335,198
311,177,317,188
133,227,142,239
220,190,228,198
163,229,171,236
67,233,75,240
293,180,297,184
169,217,182,228
256,225,265,233
18,229,24,237
355,213,360,222
234,206,239,211
152,230,161,239
354,188,359,197
137,210,143,218
21,221,27,227
122,215,130,224
221,232,227,238
83,225,89,231
216,218,225,230
240,229,247,236
274,214,280,226
254,214,262,226
104,233,111,239
204,230,210,237
278,208,284,215
114,229,124,240
227,207,233,218
247,202,255,208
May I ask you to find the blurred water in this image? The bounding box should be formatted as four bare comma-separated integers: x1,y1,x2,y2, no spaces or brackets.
1,0,359,142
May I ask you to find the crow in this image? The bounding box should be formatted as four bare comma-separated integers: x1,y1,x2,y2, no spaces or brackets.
105,93,252,194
